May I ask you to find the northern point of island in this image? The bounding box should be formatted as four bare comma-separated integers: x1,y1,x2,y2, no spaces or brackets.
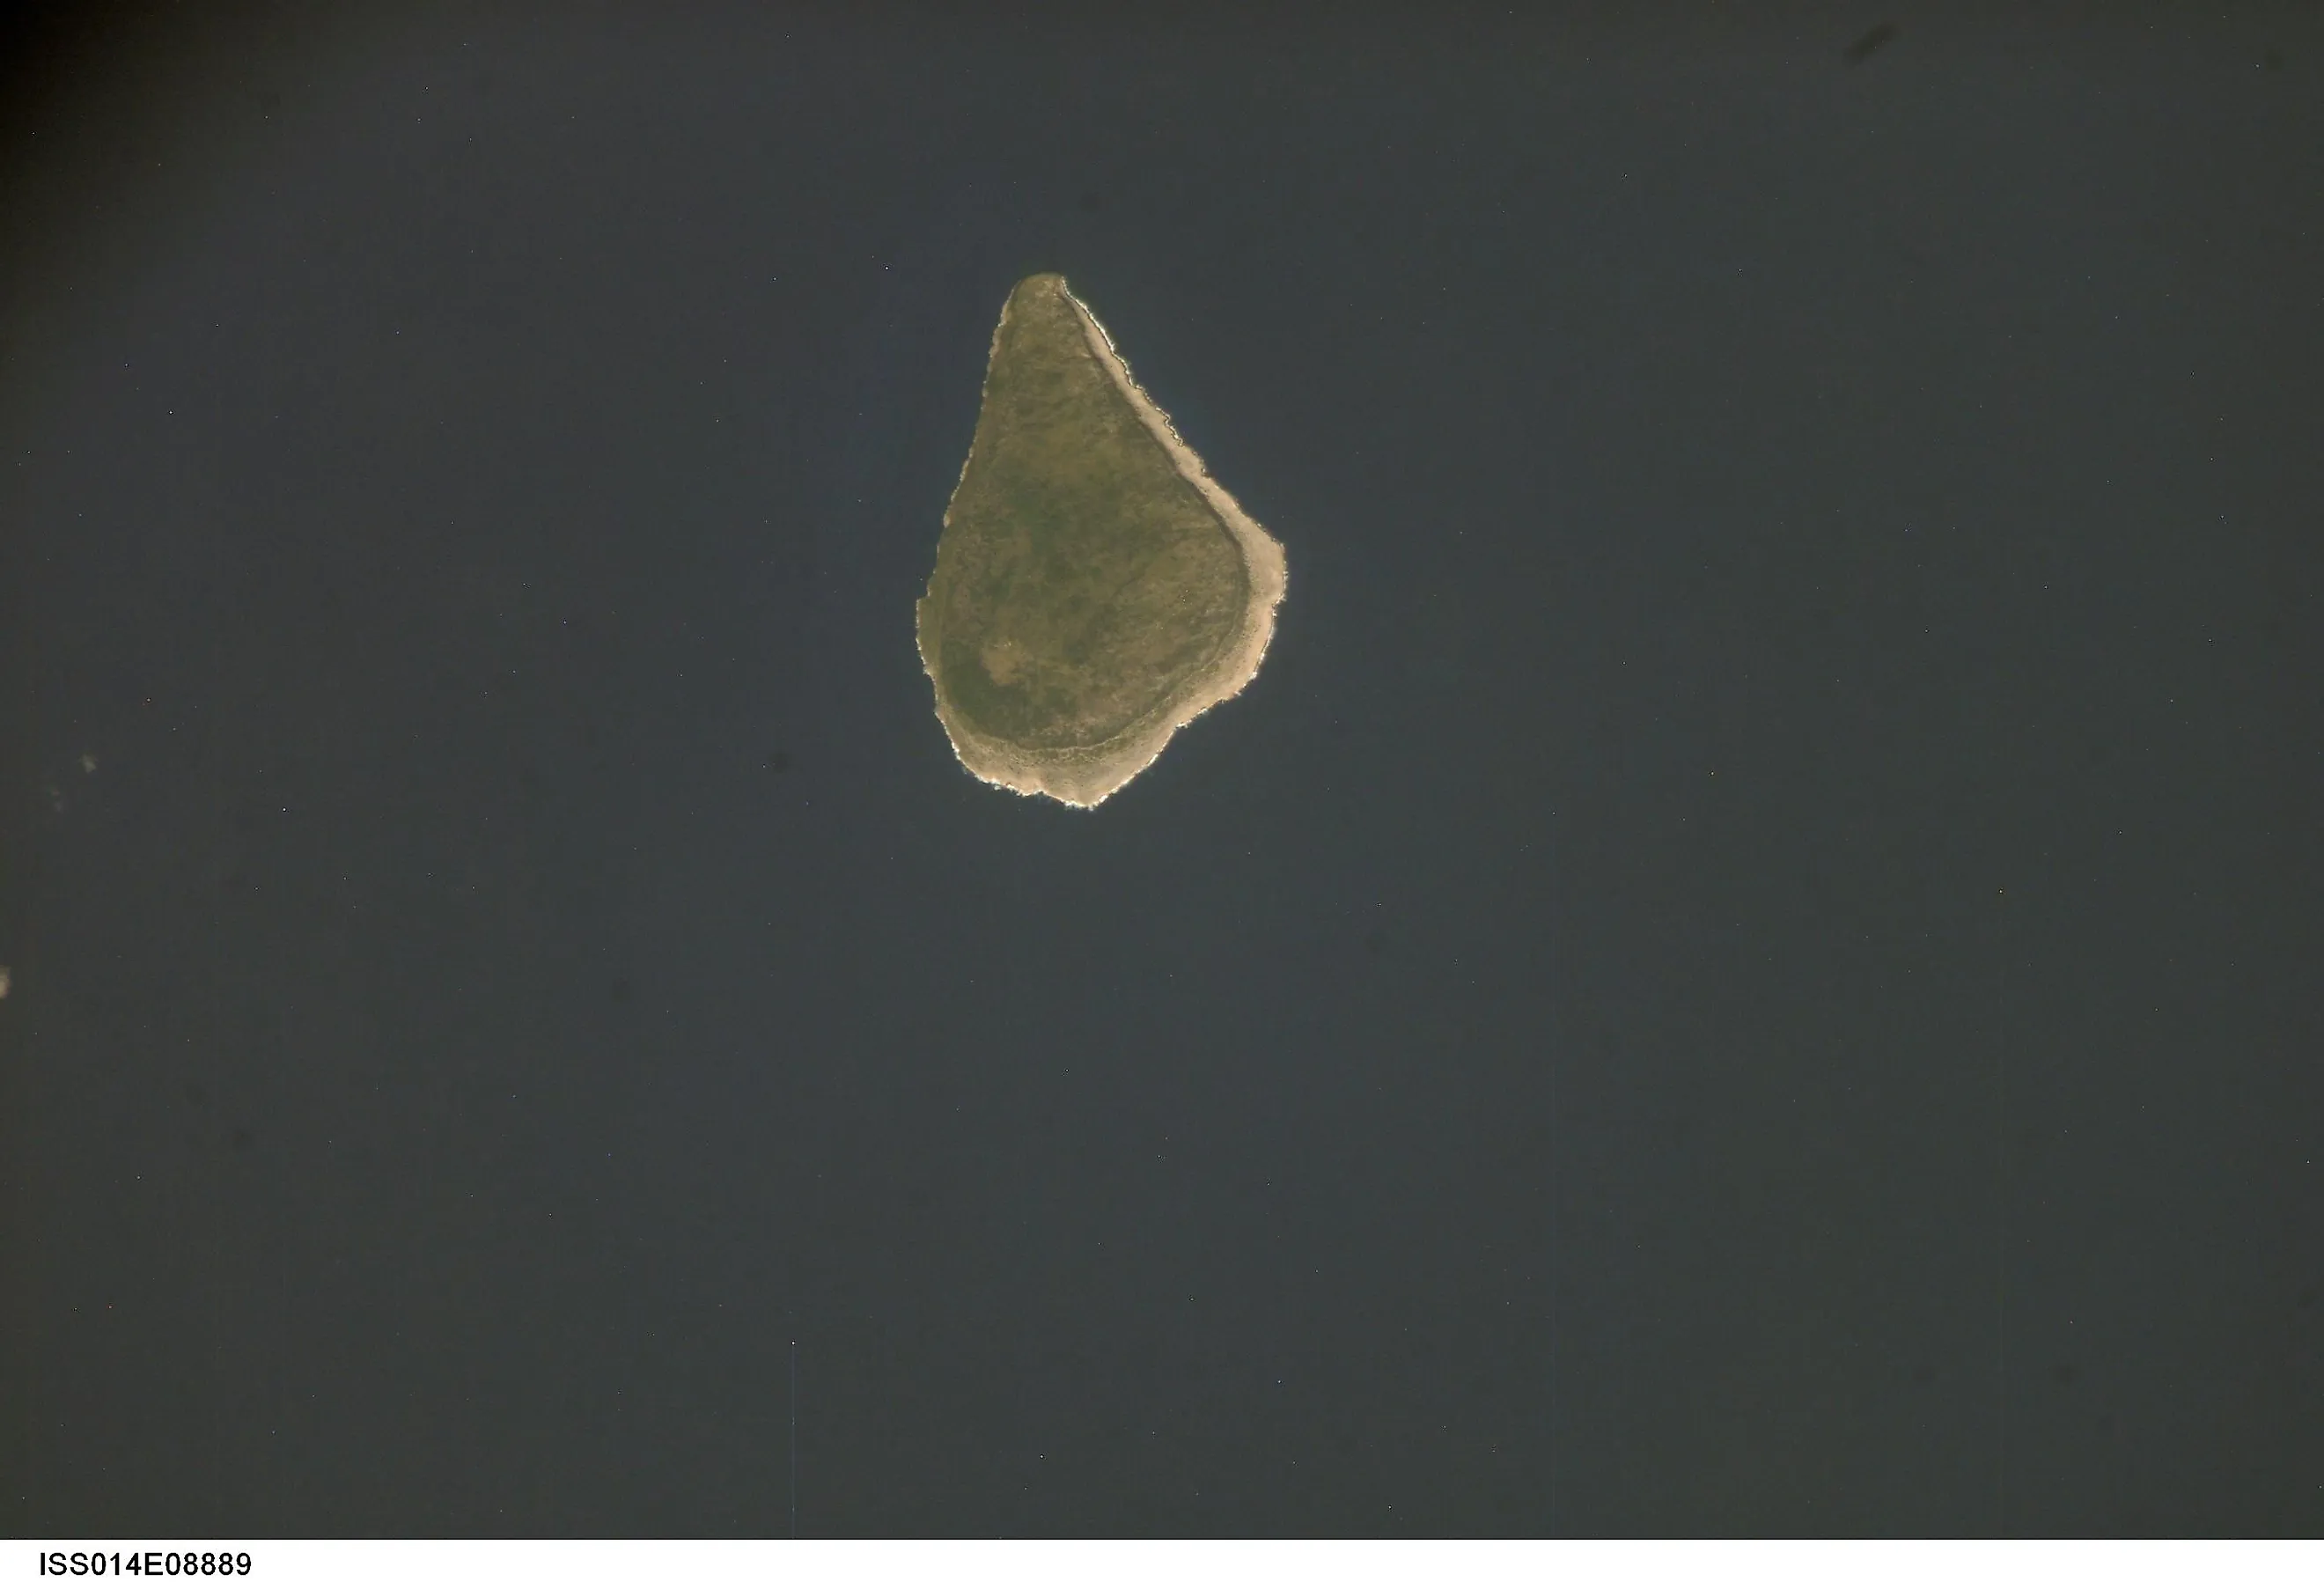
915,274,1288,808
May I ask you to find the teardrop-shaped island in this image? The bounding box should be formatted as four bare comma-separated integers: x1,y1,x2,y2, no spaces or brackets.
915,274,1288,808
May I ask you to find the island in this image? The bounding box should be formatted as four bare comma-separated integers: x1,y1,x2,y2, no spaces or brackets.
915,274,1288,808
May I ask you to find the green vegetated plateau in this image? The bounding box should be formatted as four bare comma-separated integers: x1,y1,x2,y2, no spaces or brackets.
916,274,1286,807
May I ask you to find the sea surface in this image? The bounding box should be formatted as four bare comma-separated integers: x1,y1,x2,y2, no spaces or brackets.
2,4,2318,1535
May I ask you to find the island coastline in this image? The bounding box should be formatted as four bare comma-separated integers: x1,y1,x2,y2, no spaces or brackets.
917,276,1288,809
